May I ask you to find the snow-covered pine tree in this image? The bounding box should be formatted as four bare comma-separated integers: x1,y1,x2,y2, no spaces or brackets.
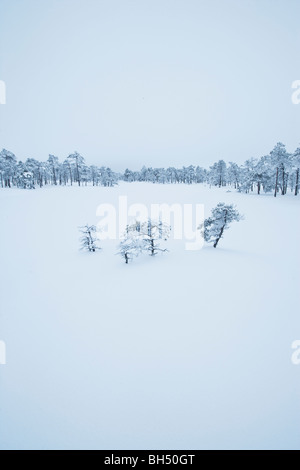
99,166,118,187
125,220,142,234
117,236,141,264
270,142,291,197
48,155,59,185
199,203,243,248
293,147,300,196
67,152,86,186
227,162,241,190
209,160,227,187
0,149,17,188
139,219,171,256
117,222,144,263
79,224,101,252
17,170,35,189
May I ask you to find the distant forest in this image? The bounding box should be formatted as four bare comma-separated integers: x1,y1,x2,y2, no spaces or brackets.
0,142,299,197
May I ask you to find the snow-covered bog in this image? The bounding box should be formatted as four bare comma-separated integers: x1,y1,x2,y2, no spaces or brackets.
0,182,299,450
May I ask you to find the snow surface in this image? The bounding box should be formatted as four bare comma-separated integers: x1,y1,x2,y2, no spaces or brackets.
0,182,299,450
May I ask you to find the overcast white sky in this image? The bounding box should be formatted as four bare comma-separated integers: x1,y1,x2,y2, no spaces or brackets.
0,0,299,170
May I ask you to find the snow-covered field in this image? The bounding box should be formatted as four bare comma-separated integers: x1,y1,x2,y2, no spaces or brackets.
0,182,299,450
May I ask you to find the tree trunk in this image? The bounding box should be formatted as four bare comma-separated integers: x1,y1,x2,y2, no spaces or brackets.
213,210,228,248
214,224,225,248
52,165,57,185
68,165,73,186
295,168,299,196
281,169,285,195
284,173,289,195
274,167,278,197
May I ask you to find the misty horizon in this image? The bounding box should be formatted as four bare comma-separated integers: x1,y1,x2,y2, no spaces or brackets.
0,0,299,171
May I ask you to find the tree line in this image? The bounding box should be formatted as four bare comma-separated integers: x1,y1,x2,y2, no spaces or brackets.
0,150,119,189
1,142,299,196
123,143,300,197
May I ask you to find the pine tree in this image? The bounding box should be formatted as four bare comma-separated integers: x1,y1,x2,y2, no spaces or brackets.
79,224,101,252
0,149,17,188
139,219,171,256
117,223,144,263
293,147,300,196
117,237,141,264
227,162,241,190
17,170,35,189
209,160,227,187
118,219,170,261
270,142,291,197
67,152,85,186
199,203,243,248
48,155,59,185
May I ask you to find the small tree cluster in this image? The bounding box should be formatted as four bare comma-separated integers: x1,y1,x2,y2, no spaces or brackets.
199,203,243,248
79,206,243,260
118,219,171,264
